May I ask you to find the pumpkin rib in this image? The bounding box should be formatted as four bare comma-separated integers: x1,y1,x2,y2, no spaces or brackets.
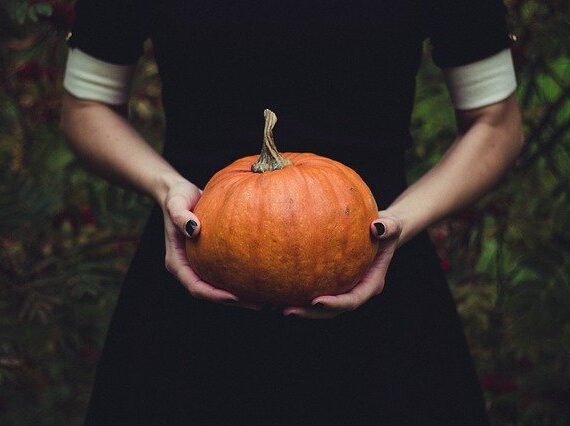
300,165,333,290
315,165,367,286
203,174,245,282
302,161,367,293
243,176,264,295
287,163,315,288
310,166,347,292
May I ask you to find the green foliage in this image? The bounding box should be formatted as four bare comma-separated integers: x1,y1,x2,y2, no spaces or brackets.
0,0,569,424
0,1,161,423
411,1,570,423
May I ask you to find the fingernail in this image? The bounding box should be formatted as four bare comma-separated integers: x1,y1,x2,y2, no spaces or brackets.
185,219,198,238
313,302,325,308
374,222,386,237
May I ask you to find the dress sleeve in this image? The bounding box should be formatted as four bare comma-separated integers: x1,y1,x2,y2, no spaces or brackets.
65,0,154,66
423,0,512,69
423,0,517,110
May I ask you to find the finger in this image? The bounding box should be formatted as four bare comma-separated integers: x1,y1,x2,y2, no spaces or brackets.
312,257,389,311
371,216,400,241
283,306,343,319
175,264,240,303
164,216,200,270
165,220,259,308
166,193,201,238
163,224,237,304
310,282,375,312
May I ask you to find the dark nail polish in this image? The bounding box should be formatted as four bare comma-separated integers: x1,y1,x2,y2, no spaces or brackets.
374,222,386,237
185,219,198,237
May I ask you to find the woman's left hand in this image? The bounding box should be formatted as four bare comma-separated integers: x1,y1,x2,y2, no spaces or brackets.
282,210,403,319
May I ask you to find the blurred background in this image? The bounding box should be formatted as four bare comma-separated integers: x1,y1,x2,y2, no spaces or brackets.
0,0,568,424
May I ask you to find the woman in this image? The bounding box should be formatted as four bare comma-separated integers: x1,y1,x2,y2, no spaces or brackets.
60,0,524,424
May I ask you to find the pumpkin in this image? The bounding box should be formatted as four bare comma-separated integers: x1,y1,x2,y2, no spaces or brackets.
186,109,379,305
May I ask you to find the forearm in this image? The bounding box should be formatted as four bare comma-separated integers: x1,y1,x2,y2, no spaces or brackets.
59,91,186,206
387,95,525,248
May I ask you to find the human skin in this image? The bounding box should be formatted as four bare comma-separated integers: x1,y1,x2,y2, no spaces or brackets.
59,91,524,319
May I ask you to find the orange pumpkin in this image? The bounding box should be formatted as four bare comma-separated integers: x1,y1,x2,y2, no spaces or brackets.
186,109,379,305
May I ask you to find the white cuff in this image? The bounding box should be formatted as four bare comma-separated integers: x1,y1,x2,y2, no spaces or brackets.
63,47,136,105
443,48,517,110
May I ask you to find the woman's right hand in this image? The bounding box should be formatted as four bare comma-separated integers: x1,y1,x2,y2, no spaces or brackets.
161,179,260,310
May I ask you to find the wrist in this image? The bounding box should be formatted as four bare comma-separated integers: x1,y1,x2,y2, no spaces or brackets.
383,206,425,249
151,170,189,208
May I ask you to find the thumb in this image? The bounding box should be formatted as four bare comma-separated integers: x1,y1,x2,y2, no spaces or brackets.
182,213,201,238
166,194,202,238
371,216,401,241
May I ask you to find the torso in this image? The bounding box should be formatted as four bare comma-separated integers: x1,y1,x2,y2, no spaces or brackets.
150,0,426,184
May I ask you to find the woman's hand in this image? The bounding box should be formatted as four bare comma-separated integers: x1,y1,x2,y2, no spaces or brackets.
282,211,403,319
162,179,260,310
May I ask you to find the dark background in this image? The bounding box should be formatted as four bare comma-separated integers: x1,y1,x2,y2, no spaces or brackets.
0,0,569,424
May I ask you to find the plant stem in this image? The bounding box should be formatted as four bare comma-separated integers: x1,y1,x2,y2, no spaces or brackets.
251,109,292,173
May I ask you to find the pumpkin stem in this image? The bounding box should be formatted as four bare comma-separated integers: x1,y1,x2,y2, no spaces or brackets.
251,109,292,173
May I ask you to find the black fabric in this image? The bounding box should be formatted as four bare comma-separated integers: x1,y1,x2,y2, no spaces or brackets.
65,0,512,424
66,0,155,65
422,0,512,68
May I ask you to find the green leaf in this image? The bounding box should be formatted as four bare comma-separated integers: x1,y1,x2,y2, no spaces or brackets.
511,266,541,286
475,239,498,274
46,146,74,171
14,2,28,25
27,6,38,22
34,2,53,17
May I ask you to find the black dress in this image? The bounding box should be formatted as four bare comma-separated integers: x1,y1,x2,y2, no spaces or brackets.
67,0,512,424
